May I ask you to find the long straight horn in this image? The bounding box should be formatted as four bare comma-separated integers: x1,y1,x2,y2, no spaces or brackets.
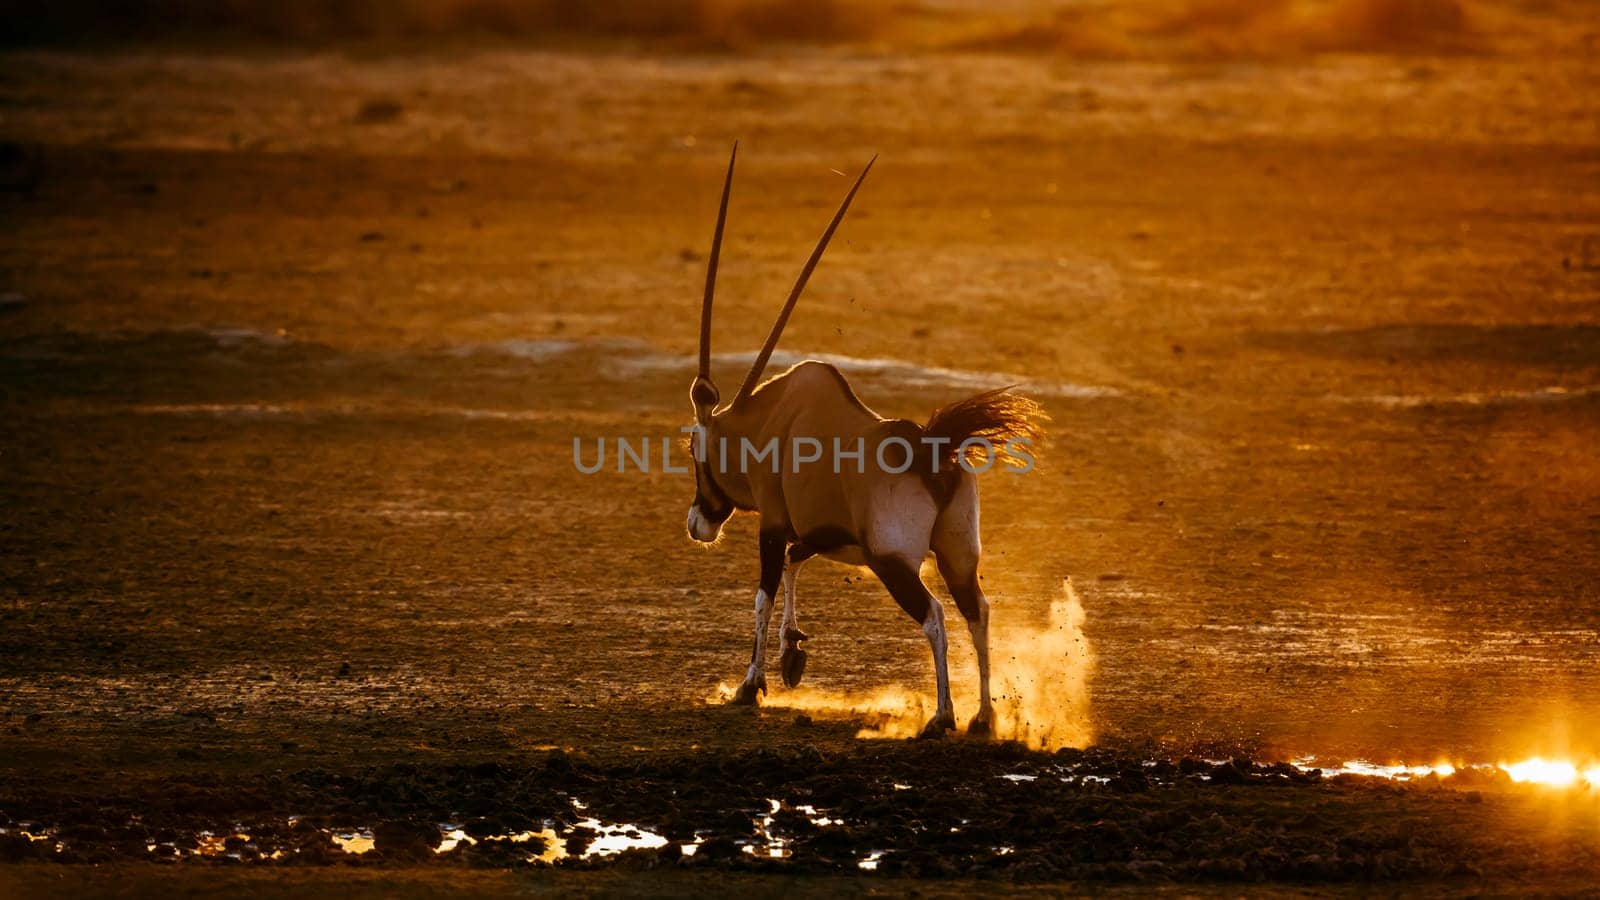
733,155,876,403
699,142,738,382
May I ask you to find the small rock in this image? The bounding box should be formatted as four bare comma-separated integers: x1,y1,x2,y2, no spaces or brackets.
0,833,42,861
354,99,405,124
692,835,742,862
373,819,439,858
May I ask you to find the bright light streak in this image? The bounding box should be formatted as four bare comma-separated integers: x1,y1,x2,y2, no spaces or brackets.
1502,758,1578,787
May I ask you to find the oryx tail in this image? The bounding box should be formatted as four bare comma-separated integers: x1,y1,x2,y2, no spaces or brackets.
924,387,1046,473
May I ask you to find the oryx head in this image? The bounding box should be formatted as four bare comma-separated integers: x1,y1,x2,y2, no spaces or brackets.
684,142,876,543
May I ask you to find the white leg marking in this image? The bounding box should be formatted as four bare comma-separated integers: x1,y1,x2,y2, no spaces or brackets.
968,597,993,727
780,561,804,647
744,588,773,686
923,597,953,722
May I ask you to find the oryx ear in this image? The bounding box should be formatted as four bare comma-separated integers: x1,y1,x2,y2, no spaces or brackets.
691,375,720,419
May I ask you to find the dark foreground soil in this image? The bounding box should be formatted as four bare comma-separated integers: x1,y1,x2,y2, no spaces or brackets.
3,742,1598,890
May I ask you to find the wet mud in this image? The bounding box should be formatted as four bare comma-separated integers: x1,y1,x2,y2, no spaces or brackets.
4,743,1597,885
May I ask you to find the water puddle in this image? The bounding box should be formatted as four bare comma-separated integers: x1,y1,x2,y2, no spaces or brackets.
331,830,375,855
747,799,792,859
0,825,61,853
1292,758,1457,780
988,755,1600,790
1284,757,1600,788
6,759,1593,867
303,796,828,863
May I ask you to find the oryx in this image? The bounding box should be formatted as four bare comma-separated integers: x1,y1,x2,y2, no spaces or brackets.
684,144,1044,737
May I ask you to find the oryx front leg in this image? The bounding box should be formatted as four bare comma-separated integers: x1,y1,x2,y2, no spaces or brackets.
779,546,813,688
729,531,786,706
869,554,955,737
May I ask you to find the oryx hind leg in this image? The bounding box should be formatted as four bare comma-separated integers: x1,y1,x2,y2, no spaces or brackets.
933,473,993,736
868,552,955,737
779,545,813,688
864,484,953,736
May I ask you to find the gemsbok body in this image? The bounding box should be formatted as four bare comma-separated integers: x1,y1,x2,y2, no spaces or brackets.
685,145,1044,737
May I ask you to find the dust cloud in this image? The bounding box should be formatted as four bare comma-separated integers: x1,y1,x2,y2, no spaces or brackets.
713,578,1094,750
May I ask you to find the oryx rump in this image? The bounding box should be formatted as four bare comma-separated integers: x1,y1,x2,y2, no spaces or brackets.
685,144,1045,737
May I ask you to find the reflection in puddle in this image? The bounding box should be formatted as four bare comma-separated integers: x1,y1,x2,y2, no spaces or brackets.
195,830,252,858
1293,758,1456,780
991,754,1600,792
445,801,672,863
331,830,375,855
1290,756,1600,788
0,797,826,866
1501,758,1600,789
746,799,792,859
0,825,61,854
794,804,840,828
576,818,669,857
11,759,1595,869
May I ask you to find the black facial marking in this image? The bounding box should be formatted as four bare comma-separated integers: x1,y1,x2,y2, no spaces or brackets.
694,459,736,523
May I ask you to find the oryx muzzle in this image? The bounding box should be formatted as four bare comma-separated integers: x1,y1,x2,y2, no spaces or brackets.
684,145,1045,738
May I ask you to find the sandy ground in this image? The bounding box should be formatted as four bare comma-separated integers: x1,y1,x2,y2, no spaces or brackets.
1,30,1599,891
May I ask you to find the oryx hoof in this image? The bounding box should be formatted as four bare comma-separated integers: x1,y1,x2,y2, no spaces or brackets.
966,710,994,737
728,677,766,706
780,646,808,688
918,712,956,739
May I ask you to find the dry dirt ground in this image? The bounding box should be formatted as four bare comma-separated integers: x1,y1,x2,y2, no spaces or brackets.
1,23,1599,895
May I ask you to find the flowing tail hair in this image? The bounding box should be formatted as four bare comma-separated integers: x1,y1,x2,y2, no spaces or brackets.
923,386,1048,474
